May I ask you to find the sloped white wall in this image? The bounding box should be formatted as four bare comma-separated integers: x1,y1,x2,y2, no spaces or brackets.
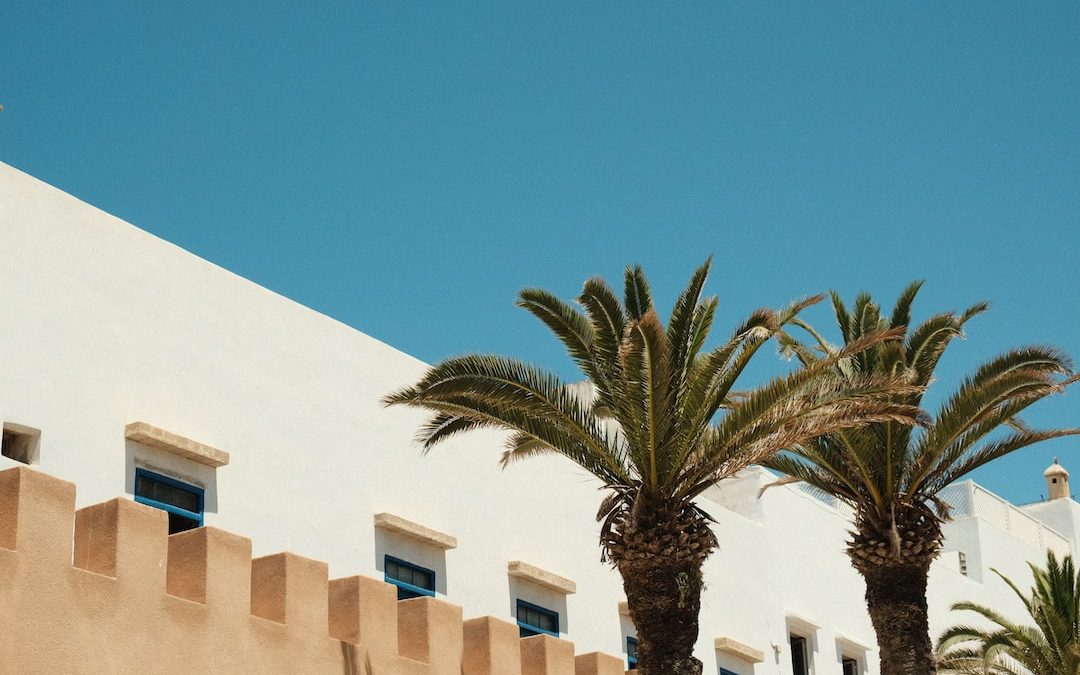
0,161,1070,674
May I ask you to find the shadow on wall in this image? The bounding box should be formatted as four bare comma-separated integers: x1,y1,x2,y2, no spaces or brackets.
508,576,570,637
339,642,374,675
373,528,449,596
124,439,219,514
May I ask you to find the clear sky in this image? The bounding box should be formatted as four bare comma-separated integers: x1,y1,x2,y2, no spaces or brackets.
2,2,1078,504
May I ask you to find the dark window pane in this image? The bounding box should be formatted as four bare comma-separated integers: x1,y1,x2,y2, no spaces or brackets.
539,612,555,631
136,473,200,513
384,556,435,597
516,601,558,635
790,636,808,675
396,585,421,600
133,470,203,533
167,511,200,534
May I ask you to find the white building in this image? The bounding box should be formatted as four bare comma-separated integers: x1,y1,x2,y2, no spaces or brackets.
0,160,1072,674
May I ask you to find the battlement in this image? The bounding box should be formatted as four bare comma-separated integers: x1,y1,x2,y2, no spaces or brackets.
0,466,626,674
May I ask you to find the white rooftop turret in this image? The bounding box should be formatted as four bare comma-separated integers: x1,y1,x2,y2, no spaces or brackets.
1045,458,1070,500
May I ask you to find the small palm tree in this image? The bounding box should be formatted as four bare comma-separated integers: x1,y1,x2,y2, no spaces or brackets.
937,551,1080,675
385,260,920,675
764,282,1079,675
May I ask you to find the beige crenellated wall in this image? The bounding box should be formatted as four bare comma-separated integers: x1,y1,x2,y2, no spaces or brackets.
0,466,626,675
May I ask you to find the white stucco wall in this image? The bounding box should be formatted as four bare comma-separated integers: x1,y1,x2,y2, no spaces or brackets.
0,160,1073,674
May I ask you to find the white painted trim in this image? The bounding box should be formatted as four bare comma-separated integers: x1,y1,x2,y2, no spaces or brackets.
373,512,457,550
125,422,229,468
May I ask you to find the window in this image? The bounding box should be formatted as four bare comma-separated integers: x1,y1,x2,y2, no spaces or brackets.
720,670,740,675
790,635,809,675
2,423,39,464
842,657,858,675
516,599,558,637
958,551,968,576
384,555,436,600
626,636,638,670
134,468,204,534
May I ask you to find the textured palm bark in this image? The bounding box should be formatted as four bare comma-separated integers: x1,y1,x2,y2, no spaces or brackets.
860,564,935,675
846,503,943,675
618,555,704,675
605,507,715,675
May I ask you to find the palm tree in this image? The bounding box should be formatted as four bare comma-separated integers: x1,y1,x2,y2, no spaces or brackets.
937,551,1080,675
385,260,921,675
764,282,1079,675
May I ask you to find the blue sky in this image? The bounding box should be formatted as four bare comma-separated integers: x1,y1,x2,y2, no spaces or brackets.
2,2,1078,504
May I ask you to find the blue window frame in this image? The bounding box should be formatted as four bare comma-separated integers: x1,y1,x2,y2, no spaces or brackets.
134,468,204,534
516,599,558,638
626,636,638,670
384,555,436,600
720,669,740,675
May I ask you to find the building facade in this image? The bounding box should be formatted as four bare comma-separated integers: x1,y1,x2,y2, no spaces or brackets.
0,161,1072,674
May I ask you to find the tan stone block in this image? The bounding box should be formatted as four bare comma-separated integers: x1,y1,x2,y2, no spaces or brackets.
0,466,75,567
574,652,625,675
0,465,636,675
397,595,464,674
463,616,523,675
81,499,168,581
250,552,329,634
168,526,252,614
0,467,19,551
329,575,402,668
520,634,575,675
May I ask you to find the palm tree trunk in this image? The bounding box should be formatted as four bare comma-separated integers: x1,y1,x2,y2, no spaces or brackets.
861,563,935,675
618,554,704,675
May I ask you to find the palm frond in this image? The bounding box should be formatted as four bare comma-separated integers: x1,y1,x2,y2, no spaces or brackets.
516,288,608,396
937,552,1080,675
383,354,628,482
890,280,925,329
623,264,654,320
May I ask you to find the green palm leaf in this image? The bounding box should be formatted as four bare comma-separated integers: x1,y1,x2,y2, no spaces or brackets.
764,283,1077,675
386,261,926,675
938,552,1080,675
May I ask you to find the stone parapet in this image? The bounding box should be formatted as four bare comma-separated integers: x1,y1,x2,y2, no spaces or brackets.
0,466,624,674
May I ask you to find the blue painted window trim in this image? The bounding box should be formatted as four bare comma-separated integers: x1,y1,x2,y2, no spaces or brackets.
719,669,740,675
133,468,204,528
516,599,559,638
384,555,436,600
626,636,638,670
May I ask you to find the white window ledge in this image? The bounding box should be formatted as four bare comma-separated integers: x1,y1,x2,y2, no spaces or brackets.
507,560,576,595
835,633,873,653
786,611,821,635
373,513,457,550
125,422,229,468
715,637,765,664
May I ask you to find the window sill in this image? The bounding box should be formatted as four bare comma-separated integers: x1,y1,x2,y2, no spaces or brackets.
373,513,457,550
508,560,576,595
714,637,765,664
125,422,229,468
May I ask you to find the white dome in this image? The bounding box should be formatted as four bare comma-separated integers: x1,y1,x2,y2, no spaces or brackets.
1044,458,1069,478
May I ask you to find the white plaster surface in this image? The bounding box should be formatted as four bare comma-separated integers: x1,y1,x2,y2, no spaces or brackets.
0,160,1075,674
